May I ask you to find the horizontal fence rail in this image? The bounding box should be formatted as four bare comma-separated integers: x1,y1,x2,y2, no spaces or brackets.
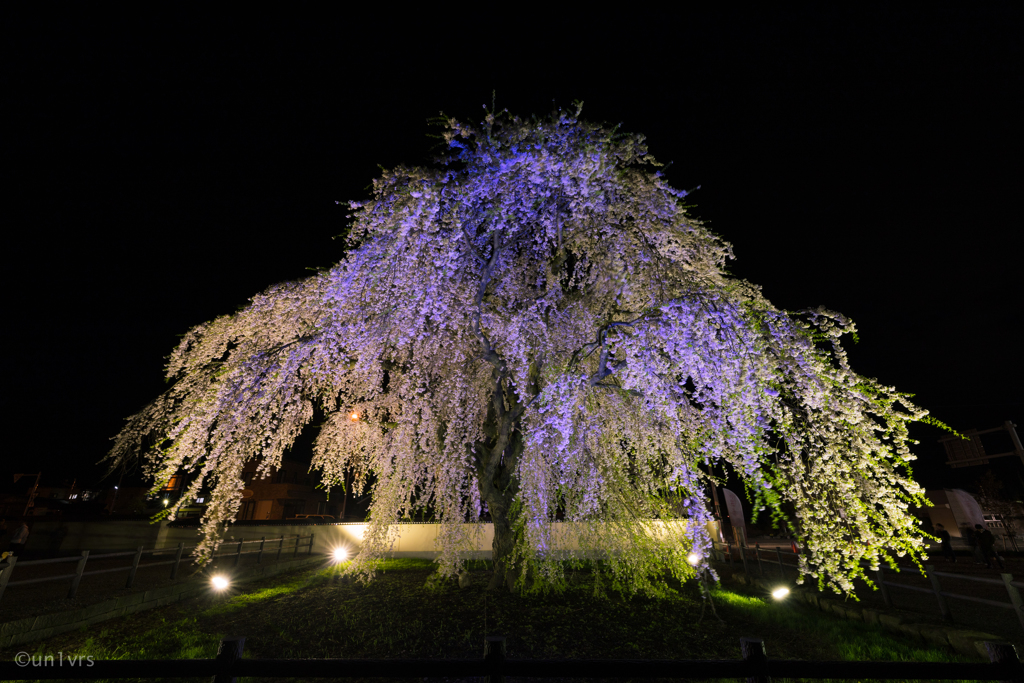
712,539,1024,633
0,635,1018,681
0,534,314,604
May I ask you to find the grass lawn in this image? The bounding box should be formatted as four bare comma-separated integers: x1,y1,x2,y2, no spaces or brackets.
2,559,984,682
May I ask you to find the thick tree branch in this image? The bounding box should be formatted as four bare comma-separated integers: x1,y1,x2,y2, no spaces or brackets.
588,357,628,386
471,229,506,371
567,314,651,374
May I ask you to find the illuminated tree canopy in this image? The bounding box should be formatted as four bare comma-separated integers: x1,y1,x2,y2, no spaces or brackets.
109,105,938,595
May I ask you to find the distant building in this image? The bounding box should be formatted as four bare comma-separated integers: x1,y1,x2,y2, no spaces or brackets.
101,486,151,515
921,489,985,537
0,474,80,517
915,488,1019,549
934,420,1023,550
237,459,342,521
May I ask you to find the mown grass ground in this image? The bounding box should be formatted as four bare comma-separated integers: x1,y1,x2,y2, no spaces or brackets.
1,559,985,682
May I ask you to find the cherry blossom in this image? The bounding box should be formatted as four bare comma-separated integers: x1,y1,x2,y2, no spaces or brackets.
108,105,938,595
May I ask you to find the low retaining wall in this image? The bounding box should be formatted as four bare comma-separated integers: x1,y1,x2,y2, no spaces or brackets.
23,521,490,557
156,522,496,560
26,520,719,559
729,570,1000,659
0,555,322,648
25,520,166,555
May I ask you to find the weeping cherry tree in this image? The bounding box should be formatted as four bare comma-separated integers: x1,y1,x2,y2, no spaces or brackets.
108,105,940,595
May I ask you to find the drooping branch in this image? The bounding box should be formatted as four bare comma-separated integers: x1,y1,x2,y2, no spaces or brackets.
109,107,936,597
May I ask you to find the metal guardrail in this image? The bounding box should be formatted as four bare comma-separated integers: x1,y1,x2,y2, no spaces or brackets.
712,540,1024,632
0,534,314,603
0,634,1018,681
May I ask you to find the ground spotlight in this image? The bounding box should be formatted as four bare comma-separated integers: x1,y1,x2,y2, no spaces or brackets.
211,575,230,591
332,547,348,562
686,553,701,566
771,586,790,600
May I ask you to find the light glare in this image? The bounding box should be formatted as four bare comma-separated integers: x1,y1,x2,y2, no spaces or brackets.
349,412,359,422
211,575,230,591
771,587,790,600
686,553,701,566
332,547,348,562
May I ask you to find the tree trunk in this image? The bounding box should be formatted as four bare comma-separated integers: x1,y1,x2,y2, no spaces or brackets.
474,365,528,590
484,487,517,591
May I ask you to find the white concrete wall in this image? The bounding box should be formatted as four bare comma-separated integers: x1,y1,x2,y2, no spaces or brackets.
23,519,710,559
24,520,490,557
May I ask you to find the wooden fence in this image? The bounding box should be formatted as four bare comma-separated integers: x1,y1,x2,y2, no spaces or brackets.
0,634,1018,681
0,534,314,604
712,540,1024,632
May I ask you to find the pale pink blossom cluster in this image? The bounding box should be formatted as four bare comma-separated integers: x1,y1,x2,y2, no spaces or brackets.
108,106,933,595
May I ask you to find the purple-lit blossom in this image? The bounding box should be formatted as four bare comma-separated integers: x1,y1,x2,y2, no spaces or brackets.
107,106,932,596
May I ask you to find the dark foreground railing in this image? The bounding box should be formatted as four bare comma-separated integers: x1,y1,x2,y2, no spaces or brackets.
2,635,1020,681
712,540,1024,633
0,534,314,604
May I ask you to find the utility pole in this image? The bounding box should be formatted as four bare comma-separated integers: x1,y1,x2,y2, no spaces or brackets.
708,482,726,544
21,472,41,517
1008,420,1024,467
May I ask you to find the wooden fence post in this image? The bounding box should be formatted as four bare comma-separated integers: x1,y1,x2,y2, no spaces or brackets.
125,545,144,589
213,635,246,683
276,536,284,562
0,555,17,603
257,537,265,564
775,548,785,578
308,533,315,555
1001,574,1024,633
740,637,770,683
983,641,1022,683
740,543,750,577
234,540,244,568
293,534,300,557
924,564,951,621
67,550,89,599
875,568,893,608
484,635,506,683
170,542,184,579
755,545,764,576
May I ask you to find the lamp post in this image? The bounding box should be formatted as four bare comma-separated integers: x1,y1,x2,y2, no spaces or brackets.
106,469,125,514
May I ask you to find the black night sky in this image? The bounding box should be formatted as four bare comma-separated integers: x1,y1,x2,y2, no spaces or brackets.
7,7,1022,496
